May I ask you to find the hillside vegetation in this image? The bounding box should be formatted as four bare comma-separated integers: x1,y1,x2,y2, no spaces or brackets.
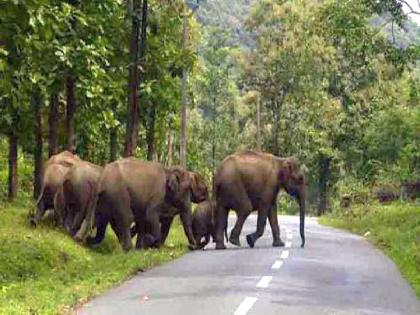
0,200,187,315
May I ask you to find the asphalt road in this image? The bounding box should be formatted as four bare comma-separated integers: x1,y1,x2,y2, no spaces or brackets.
77,215,420,315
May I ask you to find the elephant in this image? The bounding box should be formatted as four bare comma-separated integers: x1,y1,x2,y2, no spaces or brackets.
55,161,103,240
130,170,209,247
30,151,82,226
214,150,307,250
192,199,228,248
86,158,207,251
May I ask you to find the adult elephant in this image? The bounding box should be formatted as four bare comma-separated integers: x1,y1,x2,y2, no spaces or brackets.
55,161,103,240
86,158,206,251
130,171,209,247
214,151,307,250
30,151,82,226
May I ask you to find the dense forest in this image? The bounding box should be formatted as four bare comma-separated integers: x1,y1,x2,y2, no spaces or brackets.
0,0,419,212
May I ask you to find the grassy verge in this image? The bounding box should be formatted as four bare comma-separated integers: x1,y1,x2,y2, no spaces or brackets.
320,202,420,297
0,199,188,314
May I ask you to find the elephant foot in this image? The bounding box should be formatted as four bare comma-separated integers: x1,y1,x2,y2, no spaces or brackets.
29,217,37,227
246,234,256,248
229,235,241,247
272,239,285,247
73,233,84,243
86,237,97,246
142,234,156,249
188,243,200,250
215,242,226,250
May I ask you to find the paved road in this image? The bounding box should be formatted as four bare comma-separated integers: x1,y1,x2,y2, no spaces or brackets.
77,215,420,315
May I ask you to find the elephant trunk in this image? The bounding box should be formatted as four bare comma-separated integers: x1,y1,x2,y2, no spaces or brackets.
299,190,306,248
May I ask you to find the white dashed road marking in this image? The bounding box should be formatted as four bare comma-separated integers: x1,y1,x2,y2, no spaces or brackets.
234,297,258,315
280,250,289,259
256,276,273,288
234,226,293,314
272,260,283,269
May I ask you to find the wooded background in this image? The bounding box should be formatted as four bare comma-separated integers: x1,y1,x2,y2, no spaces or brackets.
0,0,419,214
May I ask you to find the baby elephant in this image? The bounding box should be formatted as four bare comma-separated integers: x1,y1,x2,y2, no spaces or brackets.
192,200,227,248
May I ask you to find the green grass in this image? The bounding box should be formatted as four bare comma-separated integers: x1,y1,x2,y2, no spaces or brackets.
0,199,188,315
320,201,420,297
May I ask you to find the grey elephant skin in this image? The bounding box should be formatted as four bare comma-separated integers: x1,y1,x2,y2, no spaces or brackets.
30,151,82,226
192,200,228,248
131,171,209,248
214,150,307,249
87,158,206,251
55,161,103,240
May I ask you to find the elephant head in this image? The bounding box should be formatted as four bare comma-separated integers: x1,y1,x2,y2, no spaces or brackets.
165,167,193,211
188,171,208,203
277,157,307,248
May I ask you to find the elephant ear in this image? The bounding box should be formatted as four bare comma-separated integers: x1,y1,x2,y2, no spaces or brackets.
166,168,190,196
166,171,180,195
278,159,292,184
188,172,198,192
188,172,208,203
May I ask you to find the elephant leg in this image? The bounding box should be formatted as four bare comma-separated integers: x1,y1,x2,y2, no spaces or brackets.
74,182,98,242
54,189,65,227
64,211,74,233
130,224,137,238
86,211,108,246
143,208,161,249
180,211,198,250
202,234,210,248
110,217,132,251
268,205,284,247
30,198,47,226
229,212,249,247
215,203,228,250
195,234,203,248
70,210,85,237
160,216,174,246
246,205,270,248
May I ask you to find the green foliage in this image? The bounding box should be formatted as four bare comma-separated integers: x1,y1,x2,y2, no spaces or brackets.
320,202,420,297
196,0,257,49
0,199,187,314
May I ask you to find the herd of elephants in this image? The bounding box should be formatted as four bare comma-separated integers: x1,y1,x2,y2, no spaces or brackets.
29,150,307,251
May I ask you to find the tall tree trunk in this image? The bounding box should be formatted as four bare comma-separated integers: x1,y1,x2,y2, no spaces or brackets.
109,102,118,162
124,0,148,157
272,98,279,155
318,156,331,216
146,104,156,161
33,89,43,199
166,130,173,167
48,93,59,157
109,128,117,162
256,93,261,151
180,9,188,168
8,132,18,201
7,99,18,201
65,75,76,153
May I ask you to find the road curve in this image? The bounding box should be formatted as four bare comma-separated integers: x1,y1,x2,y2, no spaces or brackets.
77,215,420,315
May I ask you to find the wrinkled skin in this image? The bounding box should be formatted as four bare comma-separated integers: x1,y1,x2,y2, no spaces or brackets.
86,158,204,251
30,151,82,226
130,171,209,247
55,161,103,240
214,151,307,250
192,200,227,249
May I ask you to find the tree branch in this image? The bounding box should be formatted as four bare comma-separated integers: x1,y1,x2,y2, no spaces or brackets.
399,0,420,15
